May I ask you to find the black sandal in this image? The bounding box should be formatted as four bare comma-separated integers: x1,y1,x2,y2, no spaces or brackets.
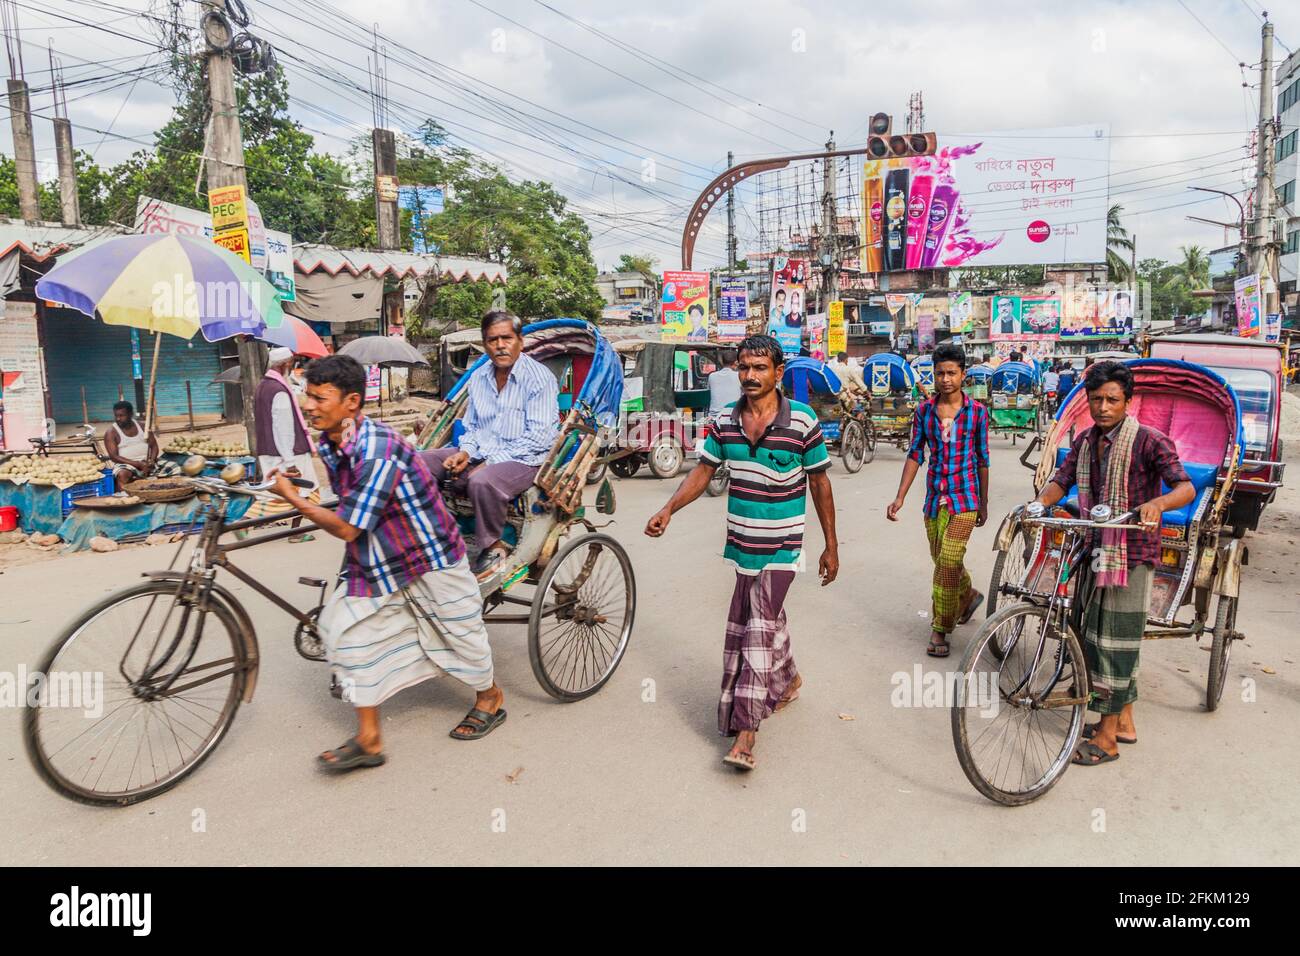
317,737,386,772
927,637,950,658
1071,741,1119,766
449,707,508,740
1084,723,1137,745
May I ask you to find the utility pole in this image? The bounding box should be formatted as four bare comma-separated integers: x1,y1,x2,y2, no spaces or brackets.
202,0,263,446
3,2,39,221
49,45,79,226
820,134,837,313
725,150,737,275
370,38,403,337
1251,15,1280,318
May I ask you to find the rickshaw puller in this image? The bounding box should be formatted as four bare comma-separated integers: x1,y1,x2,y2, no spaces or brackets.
421,310,559,582
1031,361,1193,767
645,334,839,773
269,354,508,772
887,343,989,657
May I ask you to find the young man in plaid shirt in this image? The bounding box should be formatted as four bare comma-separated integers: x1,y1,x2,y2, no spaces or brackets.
887,343,989,657
269,354,508,773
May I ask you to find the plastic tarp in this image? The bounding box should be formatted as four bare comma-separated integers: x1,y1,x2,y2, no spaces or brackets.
449,318,623,427
864,352,916,392
965,364,993,383
55,495,253,552
782,357,842,402
991,361,1039,392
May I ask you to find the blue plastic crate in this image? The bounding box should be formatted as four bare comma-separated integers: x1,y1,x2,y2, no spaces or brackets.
61,469,116,516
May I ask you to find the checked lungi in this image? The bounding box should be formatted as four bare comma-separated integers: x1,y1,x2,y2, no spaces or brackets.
923,505,978,634
1081,563,1153,715
718,569,798,736
318,556,494,708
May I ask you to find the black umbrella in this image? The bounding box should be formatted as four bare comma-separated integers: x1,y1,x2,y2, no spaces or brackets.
338,336,430,416
211,365,242,385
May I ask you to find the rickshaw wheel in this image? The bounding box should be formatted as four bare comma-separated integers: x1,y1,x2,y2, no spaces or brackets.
840,419,867,473
610,455,641,479
987,526,1034,619
861,419,877,465
294,606,327,661
528,532,635,701
1206,594,1237,712
585,458,608,485
647,435,683,479
706,463,730,497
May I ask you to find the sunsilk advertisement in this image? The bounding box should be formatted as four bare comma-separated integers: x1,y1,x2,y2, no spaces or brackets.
861,125,1110,271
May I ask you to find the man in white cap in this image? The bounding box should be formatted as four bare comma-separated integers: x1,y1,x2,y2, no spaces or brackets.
254,346,319,542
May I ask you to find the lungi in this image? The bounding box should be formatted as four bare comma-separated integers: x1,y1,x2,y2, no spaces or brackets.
318,556,493,708
718,569,798,736
923,505,978,634
1081,563,1153,715
420,448,537,548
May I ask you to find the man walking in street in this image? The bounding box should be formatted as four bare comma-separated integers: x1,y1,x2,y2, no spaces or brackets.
645,334,839,772
887,343,989,657
421,310,559,581
707,348,741,420
268,354,508,772
1030,361,1193,767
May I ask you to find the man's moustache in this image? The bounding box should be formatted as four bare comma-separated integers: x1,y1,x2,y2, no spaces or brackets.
741,381,761,388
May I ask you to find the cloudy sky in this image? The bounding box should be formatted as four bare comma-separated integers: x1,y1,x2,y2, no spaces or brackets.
4,0,1298,272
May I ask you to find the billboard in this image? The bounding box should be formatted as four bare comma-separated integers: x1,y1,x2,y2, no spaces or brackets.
718,278,748,342
661,270,710,342
861,125,1110,272
767,258,808,355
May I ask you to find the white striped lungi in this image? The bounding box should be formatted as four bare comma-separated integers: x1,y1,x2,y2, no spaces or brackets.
318,556,494,707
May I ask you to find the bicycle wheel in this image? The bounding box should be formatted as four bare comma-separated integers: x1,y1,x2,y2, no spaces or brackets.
24,580,247,806
840,419,867,473
1206,593,1237,712
951,603,1088,806
706,464,730,497
987,525,1035,618
529,533,635,701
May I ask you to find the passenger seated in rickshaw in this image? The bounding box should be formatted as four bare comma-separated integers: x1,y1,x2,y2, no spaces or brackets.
421,310,560,582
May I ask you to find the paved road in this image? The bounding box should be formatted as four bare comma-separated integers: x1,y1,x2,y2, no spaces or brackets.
2,437,1297,865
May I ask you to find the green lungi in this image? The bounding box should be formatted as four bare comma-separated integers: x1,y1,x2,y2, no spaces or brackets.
923,506,978,635
1081,563,1153,714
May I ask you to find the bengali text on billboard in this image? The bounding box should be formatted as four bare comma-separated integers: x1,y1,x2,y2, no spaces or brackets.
661,270,710,343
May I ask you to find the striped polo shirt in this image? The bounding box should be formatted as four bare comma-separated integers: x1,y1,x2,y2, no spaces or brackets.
699,393,831,574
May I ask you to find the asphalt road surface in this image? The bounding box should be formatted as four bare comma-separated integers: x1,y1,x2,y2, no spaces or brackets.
2,436,1297,865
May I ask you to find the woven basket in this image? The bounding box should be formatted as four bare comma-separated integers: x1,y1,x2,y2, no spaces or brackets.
123,477,195,504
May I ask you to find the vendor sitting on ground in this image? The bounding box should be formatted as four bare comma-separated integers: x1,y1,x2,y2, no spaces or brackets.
421,309,559,581
104,400,159,492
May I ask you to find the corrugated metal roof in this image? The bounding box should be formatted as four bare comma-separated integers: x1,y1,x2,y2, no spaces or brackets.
293,242,507,283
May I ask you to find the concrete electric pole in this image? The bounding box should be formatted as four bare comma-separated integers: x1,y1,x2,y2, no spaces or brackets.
821,134,837,313
725,150,737,275
1252,16,1280,318
3,1,40,222
49,47,80,226
202,0,264,446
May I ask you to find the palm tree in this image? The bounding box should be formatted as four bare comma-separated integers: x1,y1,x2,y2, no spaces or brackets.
1177,244,1211,288
1106,203,1134,282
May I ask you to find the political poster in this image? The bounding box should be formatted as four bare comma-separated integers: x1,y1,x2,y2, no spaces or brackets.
1234,275,1261,338
806,312,828,360
990,295,1022,338
917,313,936,351
949,291,974,333
661,270,710,343
767,258,807,355
718,278,748,342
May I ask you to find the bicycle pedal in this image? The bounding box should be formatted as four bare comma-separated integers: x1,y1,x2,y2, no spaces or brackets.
298,576,326,588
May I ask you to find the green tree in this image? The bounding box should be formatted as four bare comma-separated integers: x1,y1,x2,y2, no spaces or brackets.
1106,203,1135,282
1176,244,1210,288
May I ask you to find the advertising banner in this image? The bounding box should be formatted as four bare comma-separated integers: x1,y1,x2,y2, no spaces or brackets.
208,184,247,230
993,340,1054,363
806,312,828,360
1234,275,1261,338
949,291,974,333
213,228,252,264
718,278,748,342
917,313,936,351
1264,312,1282,343
767,258,808,355
0,301,43,451
1019,295,1061,336
661,270,711,343
861,125,1109,272
828,300,846,354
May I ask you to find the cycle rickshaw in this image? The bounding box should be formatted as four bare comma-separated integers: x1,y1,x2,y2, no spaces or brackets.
911,354,934,396
783,356,874,472
26,319,636,806
963,363,992,407
954,358,1248,805
863,352,917,450
988,360,1044,443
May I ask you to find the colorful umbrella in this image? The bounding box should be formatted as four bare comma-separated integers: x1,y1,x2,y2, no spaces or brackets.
35,233,284,341
258,314,328,358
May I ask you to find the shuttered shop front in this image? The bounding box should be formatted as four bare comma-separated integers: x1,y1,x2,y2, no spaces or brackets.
42,308,224,422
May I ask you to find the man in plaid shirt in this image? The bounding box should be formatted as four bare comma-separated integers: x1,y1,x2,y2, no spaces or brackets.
269,355,508,774
887,343,989,657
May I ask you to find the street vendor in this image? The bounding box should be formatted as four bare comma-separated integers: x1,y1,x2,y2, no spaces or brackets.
1030,361,1194,768
267,353,509,772
645,333,839,773
104,400,159,492
420,310,559,582
254,346,319,542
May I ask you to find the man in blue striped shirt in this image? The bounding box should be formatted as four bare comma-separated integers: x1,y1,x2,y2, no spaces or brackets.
422,310,559,579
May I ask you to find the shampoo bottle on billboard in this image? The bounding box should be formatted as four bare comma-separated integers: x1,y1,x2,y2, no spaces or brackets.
884,168,909,272
865,176,884,273
920,184,957,269
904,174,933,270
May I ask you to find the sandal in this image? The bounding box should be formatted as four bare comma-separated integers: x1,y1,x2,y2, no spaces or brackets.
722,749,756,772
958,590,985,625
449,707,508,740
1084,723,1136,745
927,637,950,658
317,737,386,773
773,676,802,714
1071,741,1120,766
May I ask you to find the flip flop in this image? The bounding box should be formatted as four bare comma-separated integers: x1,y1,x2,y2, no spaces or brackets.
773,677,802,714
449,707,508,740
1084,723,1136,745
722,750,756,772
317,737,386,773
958,591,985,625
1071,741,1120,766
927,638,950,658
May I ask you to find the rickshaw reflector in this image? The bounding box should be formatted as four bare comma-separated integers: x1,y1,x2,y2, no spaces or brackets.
1160,526,1181,539
1161,548,1179,567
